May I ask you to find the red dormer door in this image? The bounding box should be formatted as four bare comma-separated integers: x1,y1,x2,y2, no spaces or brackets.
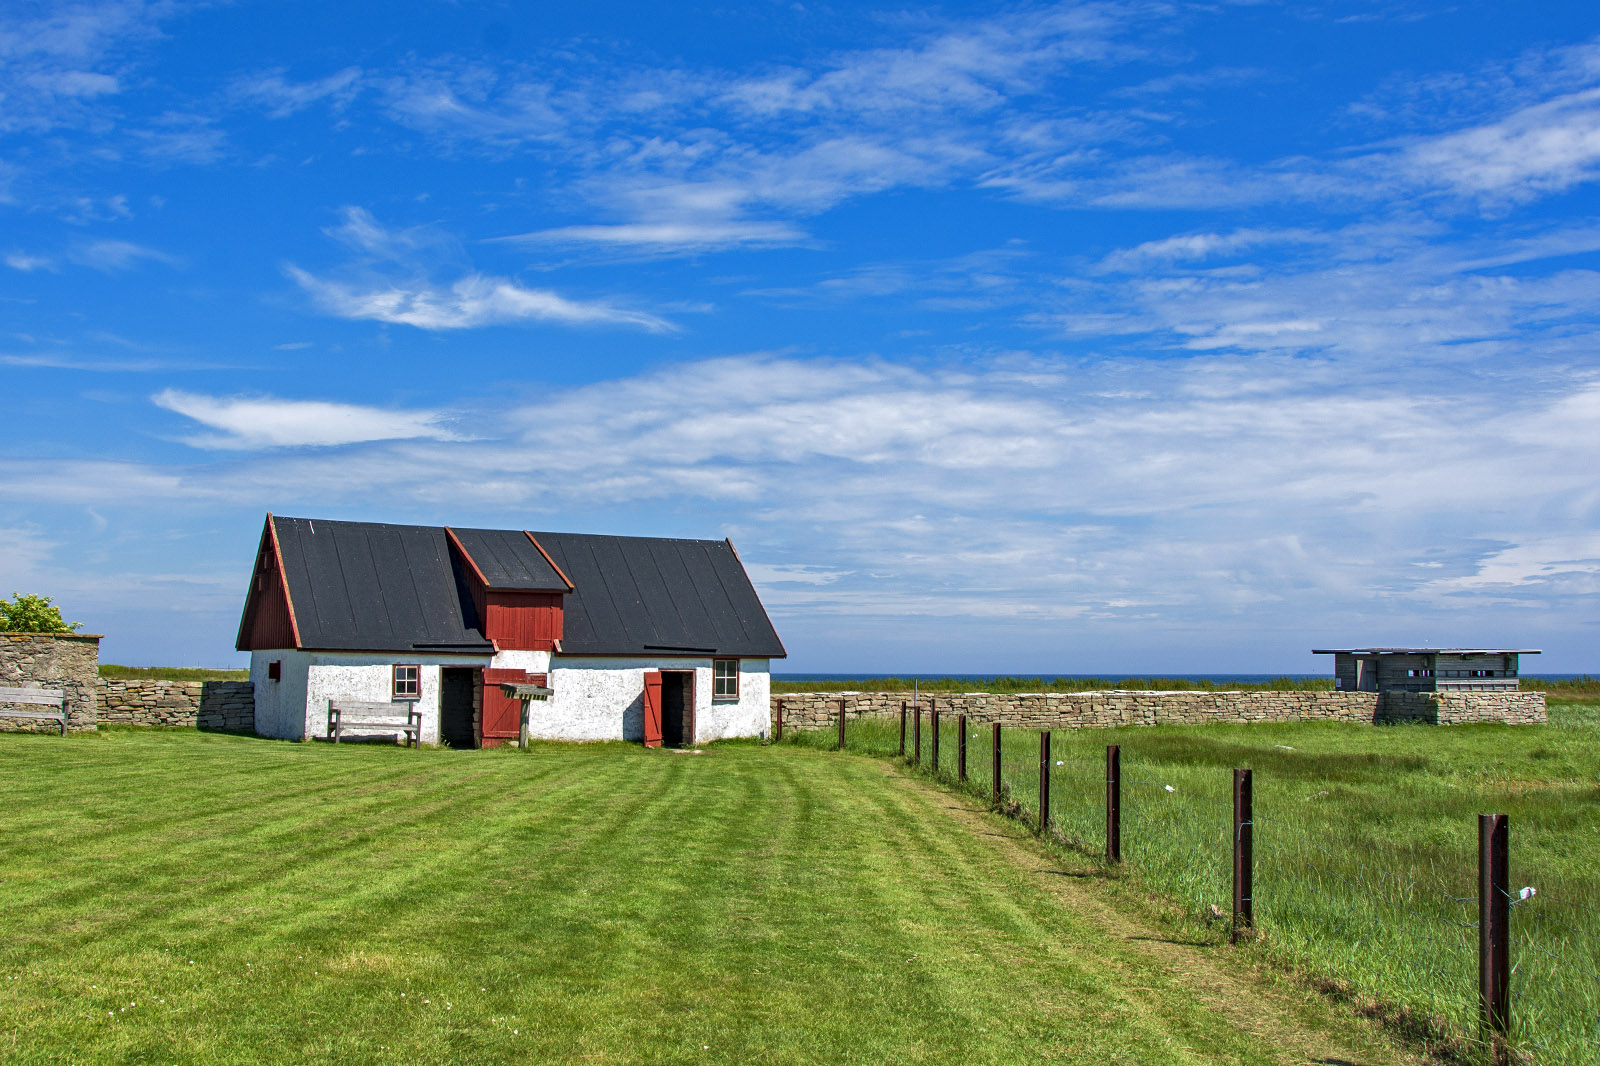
642,671,663,748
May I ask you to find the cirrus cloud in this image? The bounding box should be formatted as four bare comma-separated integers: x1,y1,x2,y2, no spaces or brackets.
152,389,465,450
285,266,676,333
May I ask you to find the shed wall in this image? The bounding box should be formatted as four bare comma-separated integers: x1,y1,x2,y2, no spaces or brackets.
542,657,769,742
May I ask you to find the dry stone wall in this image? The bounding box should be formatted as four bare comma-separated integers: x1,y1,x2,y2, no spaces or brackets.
0,632,100,733
96,679,254,732
771,689,1546,732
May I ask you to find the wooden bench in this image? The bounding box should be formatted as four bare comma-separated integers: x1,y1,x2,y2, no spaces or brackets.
327,700,422,746
0,686,69,736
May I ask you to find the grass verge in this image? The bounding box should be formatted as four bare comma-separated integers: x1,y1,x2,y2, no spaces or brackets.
98,665,250,681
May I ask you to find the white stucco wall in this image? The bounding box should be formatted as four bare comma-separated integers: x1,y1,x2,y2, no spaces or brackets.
541,657,770,743
489,648,551,673
250,649,311,740
252,648,769,744
255,650,491,742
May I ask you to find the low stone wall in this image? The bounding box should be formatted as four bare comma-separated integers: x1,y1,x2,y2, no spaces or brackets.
1401,690,1546,725
96,679,254,732
771,688,1547,732
1,632,101,733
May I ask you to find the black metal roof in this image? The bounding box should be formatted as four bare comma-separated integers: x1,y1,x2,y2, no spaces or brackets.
261,516,785,658
528,532,786,658
1312,648,1541,656
271,517,492,653
450,526,571,591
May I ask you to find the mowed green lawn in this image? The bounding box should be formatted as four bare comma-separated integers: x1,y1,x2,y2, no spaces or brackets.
0,730,1416,1066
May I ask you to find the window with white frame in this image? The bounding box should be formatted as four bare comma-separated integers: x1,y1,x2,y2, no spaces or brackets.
713,659,739,701
393,664,421,700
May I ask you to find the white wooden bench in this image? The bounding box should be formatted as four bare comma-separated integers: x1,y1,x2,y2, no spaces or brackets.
0,686,69,736
327,700,422,746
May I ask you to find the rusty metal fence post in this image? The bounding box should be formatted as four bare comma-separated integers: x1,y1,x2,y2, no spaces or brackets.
930,701,940,773
837,697,846,750
775,699,783,743
913,702,921,764
1038,731,1051,836
1106,744,1121,864
1232,768,1253,941
957,714,967,782
1479,813,1510,1059
898,700,907,756
991,722,1002,806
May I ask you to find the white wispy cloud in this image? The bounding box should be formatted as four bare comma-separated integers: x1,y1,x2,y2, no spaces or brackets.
7,352,1589,634
152,389,465,449
287,207,675,331
285,266,675,332
5,251,56,271
0,0,166,133
717,4,1130,118
7,239,177,272
489,219,808,251
2,351,172,372
1401,87,1600,204
70,238,178,270
231,66,362,118
1097,228,1325,272
356,6,1153,253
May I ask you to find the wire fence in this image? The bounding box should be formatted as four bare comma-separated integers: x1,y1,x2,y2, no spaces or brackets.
783,707,1600,1065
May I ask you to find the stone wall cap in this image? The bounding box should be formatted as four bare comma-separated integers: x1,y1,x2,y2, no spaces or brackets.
2,632,104,641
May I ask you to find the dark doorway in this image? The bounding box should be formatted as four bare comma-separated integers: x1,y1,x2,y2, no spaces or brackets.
660,671,695,747
440,667,478,749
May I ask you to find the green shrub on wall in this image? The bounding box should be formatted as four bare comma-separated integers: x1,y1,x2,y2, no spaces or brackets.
0,592,82,634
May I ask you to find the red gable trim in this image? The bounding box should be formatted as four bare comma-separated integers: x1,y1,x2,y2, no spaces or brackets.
524,531,575,591
444,526,490,586
270,514,302,649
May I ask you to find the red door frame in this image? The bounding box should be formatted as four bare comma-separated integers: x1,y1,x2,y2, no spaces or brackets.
660,669,696,747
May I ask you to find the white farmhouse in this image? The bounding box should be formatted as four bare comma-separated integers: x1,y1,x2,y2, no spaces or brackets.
237,515,785,746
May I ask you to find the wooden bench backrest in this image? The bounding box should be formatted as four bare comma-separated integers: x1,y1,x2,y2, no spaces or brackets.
329,699,415,718
0,686,67,707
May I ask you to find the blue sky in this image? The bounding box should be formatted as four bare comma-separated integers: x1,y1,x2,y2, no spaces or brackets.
3,1,1598,673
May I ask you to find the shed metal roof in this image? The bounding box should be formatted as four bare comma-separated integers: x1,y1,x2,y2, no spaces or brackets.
1311,648,1541,655
253,516,785,658
449,527,571,591
271,517,493,653
529,531,787,658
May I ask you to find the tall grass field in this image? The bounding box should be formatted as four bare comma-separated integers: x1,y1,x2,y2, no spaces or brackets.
789,701,1600,1063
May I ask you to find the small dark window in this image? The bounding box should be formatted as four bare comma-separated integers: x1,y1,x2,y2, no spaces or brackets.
393,665,421,700
267,660,281,681
713,659,739,701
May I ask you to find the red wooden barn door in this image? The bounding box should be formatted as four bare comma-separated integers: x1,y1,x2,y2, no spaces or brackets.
482,668,542,748
642,671,663,748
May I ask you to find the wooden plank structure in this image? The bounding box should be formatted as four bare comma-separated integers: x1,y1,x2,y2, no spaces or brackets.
499,681,553,749
0,686,68,736
326,699,422,746
1313,648,1539,693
